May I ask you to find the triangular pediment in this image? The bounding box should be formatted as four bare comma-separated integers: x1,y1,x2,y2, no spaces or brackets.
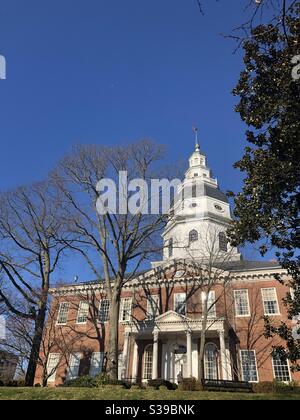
155,310,190,324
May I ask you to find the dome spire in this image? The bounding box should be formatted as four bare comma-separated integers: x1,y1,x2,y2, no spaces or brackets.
192,126,200,152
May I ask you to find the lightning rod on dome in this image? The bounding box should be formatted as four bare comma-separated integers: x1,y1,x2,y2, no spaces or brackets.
192,126,200,152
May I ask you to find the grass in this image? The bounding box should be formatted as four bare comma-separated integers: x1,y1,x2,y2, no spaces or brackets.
0,387,300,400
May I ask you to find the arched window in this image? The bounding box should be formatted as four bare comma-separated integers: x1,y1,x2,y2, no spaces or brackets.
143,345,153,380
168,238,173,258
219,232,228,252
204,343,219,380
189,230,198,243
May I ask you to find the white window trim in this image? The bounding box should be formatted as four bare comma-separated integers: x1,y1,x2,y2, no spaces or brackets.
56,302,70,326
119,298,133,322
99,299,110,323
76,301,89,325
271,355,292,383
239,349,259,383
174,293,187,315
234,289,251,317
89,352,104,377
66,352,81,381
146,295,160,319
47,353,60,383
202,291,217,318
261,288,281,316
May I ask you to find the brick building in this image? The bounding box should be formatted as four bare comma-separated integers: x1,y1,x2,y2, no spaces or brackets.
35,142,299,386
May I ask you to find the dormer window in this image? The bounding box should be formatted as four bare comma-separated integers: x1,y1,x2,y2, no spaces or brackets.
194,173,199,177
189,230,198,243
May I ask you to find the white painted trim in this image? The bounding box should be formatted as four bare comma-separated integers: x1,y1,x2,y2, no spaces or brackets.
239,349,259,383
261,287,281,316
271,355,292,383
56,302,70,326
234,289,251,317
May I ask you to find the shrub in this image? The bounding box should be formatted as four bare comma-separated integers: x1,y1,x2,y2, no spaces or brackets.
6,380,26,388
63,375,96,388
0,380,4,387
178,377,202,391
94,372,129,389
252,380,300,394
148,379,177,390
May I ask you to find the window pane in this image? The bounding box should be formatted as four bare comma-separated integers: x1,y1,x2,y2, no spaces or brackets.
47,354,60,383
273,356,291,382
235,290,250,316
99,299,110,323
262,288,279,315
120,298,132,322
147,295,160,319
174,293,186,315
89,352,104,377
143,345,153,380
57,303,69,325
77,302,89,324
241,350,258,382
219,232,228,252
67,353,81,380
202,292,216,318
204,344,218,380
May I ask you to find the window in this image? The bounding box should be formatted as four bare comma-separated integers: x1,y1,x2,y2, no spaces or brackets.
47,353,60,383
76,301,89,324
189,229,198,243
146,295,160,319
219,232,228,252
174,293,187,316
66,353,81,381
192,184,197,198
57,302,69,325
168,238,173,258
261,288,279,315
204,343,218,380
272,356,291,382
143,345,153,380
202,291,216,318
120,298,132,322
89,352,104,377
234,290,250,317
240,350,258,382
99,299,110,323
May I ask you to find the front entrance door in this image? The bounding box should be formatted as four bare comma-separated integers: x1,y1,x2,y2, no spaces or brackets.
173,346,187,383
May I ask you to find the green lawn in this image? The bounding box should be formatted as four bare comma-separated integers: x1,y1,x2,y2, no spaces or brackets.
0,387,300,400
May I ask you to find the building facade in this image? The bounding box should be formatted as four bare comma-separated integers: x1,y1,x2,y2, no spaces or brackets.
0,351,18,383
35,143,300,386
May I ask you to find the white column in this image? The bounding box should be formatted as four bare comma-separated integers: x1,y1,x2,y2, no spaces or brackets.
152,331,159,380
131,339,138,383
122,332,130,380
186,330,192,378
218,329,227,380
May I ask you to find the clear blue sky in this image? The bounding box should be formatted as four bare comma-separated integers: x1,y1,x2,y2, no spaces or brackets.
0,1,272,281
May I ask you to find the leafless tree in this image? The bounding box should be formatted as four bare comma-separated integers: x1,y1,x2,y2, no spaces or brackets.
0,180,68,385
52,140,175,379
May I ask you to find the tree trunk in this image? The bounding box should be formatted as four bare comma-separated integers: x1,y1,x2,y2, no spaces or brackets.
25,298,47,386
198,315,208,383
106,292,120,380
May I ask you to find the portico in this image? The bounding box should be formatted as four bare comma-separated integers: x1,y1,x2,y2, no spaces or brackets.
122,310,232,383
